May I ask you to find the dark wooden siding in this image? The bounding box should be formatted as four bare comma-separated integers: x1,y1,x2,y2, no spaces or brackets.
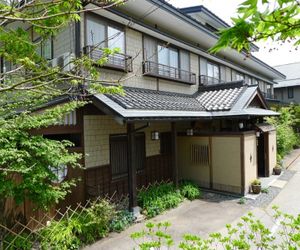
85,154,172,199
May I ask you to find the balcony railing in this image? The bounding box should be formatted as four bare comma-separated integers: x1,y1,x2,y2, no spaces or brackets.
143,61,197,85
199,75,225,86
262,92,276,100
83,45,133,72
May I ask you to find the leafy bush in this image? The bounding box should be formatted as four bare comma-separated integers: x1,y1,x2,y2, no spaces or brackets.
3,233,33,250
40,199,116,250
138,182,202,218
267,105,299,158
138,183,184,218
180,181,201,200
110,210,135,232
131,206,300,249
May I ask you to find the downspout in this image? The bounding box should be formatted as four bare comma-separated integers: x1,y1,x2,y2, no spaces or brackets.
74,21,81,58
75,19,86,97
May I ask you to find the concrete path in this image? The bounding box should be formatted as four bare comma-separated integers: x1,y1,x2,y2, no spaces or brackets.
84,196,248,250
218,148,300,237
84,149,300,250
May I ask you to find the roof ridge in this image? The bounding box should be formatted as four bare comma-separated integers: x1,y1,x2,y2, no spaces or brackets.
198,80,245,92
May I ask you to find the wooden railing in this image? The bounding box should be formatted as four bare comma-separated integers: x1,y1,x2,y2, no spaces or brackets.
199,75,225,86
143,61,197,85
83,45,133,72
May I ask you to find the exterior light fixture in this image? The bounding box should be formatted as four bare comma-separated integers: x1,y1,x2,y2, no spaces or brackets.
256,131,260,137
151,131,160,140
186,128,194,136
238,122,244,129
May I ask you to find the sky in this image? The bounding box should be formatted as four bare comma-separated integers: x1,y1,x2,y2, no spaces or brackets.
169,0,300,67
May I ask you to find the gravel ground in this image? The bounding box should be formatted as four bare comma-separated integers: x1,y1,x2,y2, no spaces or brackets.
199,170,296,208
201,190,241,203
247,186,281,207
246,170,296,208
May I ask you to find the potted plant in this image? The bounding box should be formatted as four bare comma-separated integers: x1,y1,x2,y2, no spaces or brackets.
274,164,282,175
251,179,261,194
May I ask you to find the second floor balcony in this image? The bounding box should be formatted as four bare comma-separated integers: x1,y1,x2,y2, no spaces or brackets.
262,92,276,100
83,45,133,72
199,75,225,86
143,61,197,85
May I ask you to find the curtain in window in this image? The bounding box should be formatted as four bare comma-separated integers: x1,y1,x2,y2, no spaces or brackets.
86,17,105,47
108,26,124,53
180,50,190,81
144,36,157,62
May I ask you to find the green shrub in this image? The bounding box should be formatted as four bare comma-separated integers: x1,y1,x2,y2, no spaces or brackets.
180,181,201,200
110,210,135,232
3,233,33,250
267,105,299,158
40,199,116,250
138,183,184,218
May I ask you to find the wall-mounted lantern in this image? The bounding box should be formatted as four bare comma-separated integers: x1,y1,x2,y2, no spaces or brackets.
238,122,244,130
151,131,160,140
256,131,261,137
186,128,194,136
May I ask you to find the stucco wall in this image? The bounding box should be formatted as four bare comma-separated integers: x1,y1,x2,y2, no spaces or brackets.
83,115,171,168
244,134,258,193
268,131,277,175
211,136,242,193
178,135,245,194
177,136,210,188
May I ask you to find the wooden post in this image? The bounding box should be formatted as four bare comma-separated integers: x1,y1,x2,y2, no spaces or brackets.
127,123,137,210
171,122,178,187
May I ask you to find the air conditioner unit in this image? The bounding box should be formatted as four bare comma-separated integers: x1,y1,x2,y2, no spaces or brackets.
48,52,75,72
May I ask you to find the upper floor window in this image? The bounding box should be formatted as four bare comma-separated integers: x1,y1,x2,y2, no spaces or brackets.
143,35,196,84
84,14,133,72
34,38,53,60
288,87,294,99
207,61,219,80
236,72,244,81
86,15,125,53
252,78,259,85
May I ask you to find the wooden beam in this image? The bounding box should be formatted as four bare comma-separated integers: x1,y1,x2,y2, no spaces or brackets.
171,122,178,187
127,123,137,210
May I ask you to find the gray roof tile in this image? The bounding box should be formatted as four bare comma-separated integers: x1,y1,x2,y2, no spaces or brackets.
106,84,246,112
107,88,205,111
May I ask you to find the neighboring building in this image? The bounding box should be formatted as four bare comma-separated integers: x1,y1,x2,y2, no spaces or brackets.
274,62,300,104
2,1,285,215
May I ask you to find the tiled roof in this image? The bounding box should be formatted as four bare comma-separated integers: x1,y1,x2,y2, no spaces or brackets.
196,86,245,111
106,84,246,112
107,88,205,111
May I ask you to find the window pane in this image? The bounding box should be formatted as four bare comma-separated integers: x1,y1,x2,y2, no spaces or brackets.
144,36,157,62
180,50,190,71
158,45,169,65
207,63,213,77
169,48,178,68
86,17,105,47
108,26,124,53
213,65,219,79
42,39,52,60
